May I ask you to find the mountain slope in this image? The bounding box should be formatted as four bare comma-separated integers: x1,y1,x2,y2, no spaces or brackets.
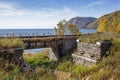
65,17,97,29
97,10,120,32
86,19,98,29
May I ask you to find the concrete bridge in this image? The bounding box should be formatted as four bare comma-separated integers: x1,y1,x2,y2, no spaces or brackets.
21,35,79,60
0,35,79,70
21,35,78,49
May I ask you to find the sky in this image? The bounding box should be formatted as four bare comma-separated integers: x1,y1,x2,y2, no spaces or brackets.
0,0,120,29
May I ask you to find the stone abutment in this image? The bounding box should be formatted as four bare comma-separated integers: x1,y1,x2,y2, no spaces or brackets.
72,40,112,66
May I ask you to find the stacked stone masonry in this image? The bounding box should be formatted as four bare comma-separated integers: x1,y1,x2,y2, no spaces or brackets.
0,48,31,71
48,39,76,61
72,40,111,66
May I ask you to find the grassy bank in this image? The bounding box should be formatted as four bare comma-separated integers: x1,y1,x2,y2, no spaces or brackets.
79,32,120,43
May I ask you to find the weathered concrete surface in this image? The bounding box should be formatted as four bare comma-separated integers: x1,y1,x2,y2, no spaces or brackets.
72,40,112,66
23,36,78,49
48,48,59,61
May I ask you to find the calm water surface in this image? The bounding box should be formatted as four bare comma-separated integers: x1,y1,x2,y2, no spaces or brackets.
0,29,95,37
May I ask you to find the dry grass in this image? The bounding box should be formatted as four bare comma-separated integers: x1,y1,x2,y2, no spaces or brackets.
79,32,120,43
0,38,24,49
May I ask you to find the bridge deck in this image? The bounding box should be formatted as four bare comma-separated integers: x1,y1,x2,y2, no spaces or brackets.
0,35,80,38
0,35,80,41
0,35,80,49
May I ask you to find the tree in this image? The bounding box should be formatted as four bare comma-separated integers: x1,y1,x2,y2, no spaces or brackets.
54,20,66,35
68,24,81,35
54,20,81,35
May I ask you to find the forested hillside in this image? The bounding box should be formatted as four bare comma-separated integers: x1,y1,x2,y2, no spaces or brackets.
97,10,120,32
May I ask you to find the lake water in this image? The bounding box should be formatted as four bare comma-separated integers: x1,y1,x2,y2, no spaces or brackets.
0,29,95,37
0,29,96,53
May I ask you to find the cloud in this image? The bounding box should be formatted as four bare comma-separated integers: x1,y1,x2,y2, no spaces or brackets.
82,1,105,9
0,2,78,29
0,2,24,16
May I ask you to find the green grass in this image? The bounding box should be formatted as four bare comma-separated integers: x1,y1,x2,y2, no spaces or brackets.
23,49,53,68
0,38,24,49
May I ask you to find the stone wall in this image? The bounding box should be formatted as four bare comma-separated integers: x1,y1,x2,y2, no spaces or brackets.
0,48,31,71
48,48,59,61
48,39,77,61
77,42,101,60
72,40,111,66
72,54,96,66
